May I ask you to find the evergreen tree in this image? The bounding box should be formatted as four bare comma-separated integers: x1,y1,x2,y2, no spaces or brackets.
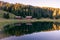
3,13,9,19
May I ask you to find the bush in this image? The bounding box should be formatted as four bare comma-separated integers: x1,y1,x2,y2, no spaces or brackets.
3,13,9,19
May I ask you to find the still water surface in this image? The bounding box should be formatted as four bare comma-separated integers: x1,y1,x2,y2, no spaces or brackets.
1,22,60,40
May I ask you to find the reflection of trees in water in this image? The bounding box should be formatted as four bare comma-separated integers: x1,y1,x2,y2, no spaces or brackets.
3,22,60,36
53,23,60,30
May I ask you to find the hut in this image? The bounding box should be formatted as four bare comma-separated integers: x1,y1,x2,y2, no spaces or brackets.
26,16,32,19
15,16,22,19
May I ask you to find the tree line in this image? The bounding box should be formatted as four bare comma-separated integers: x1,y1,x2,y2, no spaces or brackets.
0,1,60,19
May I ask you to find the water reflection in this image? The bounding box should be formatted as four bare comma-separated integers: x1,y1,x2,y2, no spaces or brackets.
53,23,60,30
1,22,60,40
2,30,60,40
4,22,60,36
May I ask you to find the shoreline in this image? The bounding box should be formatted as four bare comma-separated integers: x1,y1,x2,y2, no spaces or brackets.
0,18,60,30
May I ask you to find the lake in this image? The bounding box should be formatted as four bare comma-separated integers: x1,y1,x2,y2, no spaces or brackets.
0,22,60,40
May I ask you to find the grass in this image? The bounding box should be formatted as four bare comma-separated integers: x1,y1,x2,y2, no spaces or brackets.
0,10,16,19
0,18,60,30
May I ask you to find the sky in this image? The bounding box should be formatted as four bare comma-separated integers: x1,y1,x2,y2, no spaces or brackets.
0,0,60,8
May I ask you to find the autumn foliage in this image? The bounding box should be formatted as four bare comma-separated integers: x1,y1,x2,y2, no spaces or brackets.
0,1,60,19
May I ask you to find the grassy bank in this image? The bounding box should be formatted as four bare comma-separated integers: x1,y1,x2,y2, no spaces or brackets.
0,18,60,30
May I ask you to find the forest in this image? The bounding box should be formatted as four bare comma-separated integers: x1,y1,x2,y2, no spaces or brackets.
0,1,60,19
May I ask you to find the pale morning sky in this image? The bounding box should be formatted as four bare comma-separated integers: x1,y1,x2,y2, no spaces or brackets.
0,0,60,8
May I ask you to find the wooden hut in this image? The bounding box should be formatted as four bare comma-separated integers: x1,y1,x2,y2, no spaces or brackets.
15,16,22,19
26,16,32,19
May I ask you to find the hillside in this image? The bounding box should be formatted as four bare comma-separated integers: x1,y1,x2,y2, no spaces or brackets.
0,1,60,19
0,10,16,19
